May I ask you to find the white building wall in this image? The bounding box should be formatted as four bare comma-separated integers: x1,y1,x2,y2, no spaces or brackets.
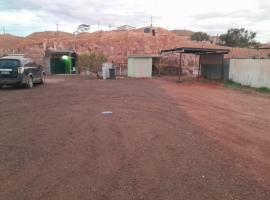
128,58,152,78
229,59,270,88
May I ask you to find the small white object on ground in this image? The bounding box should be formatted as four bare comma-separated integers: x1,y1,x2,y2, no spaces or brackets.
101,111,113,115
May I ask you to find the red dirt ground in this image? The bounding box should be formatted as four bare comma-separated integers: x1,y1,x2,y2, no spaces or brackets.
0,76,270,200
156,77,270,188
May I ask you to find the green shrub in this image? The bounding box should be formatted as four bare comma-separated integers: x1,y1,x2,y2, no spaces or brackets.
224,80,270,94
224,80,242,89
77,52,107,78
256,87,270,93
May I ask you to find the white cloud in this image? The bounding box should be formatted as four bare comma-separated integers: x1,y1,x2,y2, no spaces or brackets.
0,0,269,42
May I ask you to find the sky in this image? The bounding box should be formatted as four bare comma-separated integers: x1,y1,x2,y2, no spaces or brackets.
0,0,269,42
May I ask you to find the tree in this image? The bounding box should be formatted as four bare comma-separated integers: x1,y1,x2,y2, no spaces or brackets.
73,24,90,35
220,28,257,48
190,32,210,42
77,53,107,78
77,24,90,32
250,41,262,49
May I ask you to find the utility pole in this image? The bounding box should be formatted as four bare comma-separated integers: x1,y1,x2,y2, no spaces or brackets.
3,26,5,34
150,16,153,27
56,24,59,32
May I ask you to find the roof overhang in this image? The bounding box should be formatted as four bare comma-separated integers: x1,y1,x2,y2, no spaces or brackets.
161,47,230,55
45,50,77,57
46,50,74,54
128,54,161,58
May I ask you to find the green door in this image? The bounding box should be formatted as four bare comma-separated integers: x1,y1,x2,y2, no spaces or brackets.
50,58,71,74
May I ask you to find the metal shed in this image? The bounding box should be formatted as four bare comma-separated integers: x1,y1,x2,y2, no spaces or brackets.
128,55,160,78
161,47,230,80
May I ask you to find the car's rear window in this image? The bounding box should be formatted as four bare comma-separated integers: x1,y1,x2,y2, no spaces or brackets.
0,59,21,69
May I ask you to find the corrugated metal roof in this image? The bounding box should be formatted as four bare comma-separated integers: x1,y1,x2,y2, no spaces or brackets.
161,47,230,55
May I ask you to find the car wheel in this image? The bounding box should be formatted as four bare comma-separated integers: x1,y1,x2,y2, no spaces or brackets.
40,73,45,84
26,76,34,89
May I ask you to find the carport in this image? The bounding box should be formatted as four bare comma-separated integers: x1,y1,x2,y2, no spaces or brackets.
161,47,230,81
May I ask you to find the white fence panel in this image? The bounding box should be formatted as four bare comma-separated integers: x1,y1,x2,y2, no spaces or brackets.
229,59,270,88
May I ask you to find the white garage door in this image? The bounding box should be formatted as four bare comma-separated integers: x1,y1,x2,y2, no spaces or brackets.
128,58,152,78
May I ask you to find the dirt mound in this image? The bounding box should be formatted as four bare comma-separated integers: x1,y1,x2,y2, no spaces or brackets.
171,29,195,37
261,43,270,48
0,34,24,48
26,31,73,39
135,27,174,35
0,28,269,64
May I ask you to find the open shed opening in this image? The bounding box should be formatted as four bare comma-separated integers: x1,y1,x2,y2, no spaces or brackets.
44,51,77,75
161,47,230,81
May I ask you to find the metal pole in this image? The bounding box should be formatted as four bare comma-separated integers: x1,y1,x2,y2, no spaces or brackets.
70,56,72,75
158,58,161,76
220,54,224,81
197,55,201,80
69,53,72,74
179,53,182,81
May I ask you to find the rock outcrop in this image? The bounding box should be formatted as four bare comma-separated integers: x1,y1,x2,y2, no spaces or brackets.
0,28,269,66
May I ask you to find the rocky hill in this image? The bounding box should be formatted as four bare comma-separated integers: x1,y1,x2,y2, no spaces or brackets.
171,29,195,37
261,43,270,49
0,34,24,48
0,28,269,64
26,31,73,40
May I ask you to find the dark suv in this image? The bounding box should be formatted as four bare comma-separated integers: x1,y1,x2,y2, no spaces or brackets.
0,55,45,89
